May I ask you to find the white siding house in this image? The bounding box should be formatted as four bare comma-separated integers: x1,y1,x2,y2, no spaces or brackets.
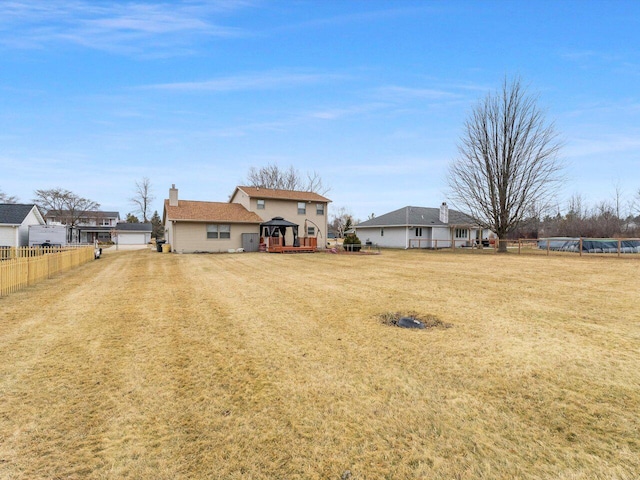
0,204,45,248
355,204,493,249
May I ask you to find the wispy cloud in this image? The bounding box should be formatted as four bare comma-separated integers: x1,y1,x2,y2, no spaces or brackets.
0,1,254,55
564,134,640,159
271,5,452,33
374,85,459,101
309,102,388,120
140,70,349,92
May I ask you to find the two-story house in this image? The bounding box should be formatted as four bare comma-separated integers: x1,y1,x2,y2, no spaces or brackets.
44,210,120,243
163,184,331,253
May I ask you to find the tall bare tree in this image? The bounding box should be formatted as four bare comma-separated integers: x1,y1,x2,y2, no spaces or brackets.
447,77,564,252
0,188,19,203
33,188,100,235
130,177,155,222
246,164,329,195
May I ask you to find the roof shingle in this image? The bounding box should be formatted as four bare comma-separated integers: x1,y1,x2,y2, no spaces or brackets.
164,200,263,223
115,222,153,232
356,206,476,228
0,204,38,225
234,186,331,203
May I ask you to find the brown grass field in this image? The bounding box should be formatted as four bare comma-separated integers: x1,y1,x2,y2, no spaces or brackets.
1,248,639,479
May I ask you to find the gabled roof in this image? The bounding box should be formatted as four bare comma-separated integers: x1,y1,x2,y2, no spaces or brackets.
231,186,331,203
0,204,41,225
164,199,263,223
355,206,477,228
115,222,153,232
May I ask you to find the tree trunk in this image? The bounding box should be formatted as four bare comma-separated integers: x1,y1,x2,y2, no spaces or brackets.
497,239,508,253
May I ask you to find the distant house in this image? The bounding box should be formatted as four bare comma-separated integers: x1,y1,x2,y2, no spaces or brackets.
0,204,45,247
115,223,152,245
163,184,331,253
44,210,120,243
354,203,492,249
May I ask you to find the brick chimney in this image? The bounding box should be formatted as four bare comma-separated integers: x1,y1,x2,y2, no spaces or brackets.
169,184,178,207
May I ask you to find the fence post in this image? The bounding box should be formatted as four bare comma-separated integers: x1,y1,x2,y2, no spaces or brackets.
579,238,583,257
547,239,550,256
618,239,621,257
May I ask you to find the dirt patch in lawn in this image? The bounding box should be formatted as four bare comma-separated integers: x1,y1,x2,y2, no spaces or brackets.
377,311,453,329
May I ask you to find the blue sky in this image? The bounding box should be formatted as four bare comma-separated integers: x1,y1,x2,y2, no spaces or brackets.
1,0,639,221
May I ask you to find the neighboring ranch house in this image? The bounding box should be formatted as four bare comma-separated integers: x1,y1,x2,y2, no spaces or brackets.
354,203,492,249
0,204,45,248
115,222,152,245
162,184,331,253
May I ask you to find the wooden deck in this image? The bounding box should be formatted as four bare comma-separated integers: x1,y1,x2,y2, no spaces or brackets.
262,237,318,254
267,245,316,254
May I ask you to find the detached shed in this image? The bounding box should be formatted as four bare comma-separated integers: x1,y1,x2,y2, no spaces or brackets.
115,222,152,245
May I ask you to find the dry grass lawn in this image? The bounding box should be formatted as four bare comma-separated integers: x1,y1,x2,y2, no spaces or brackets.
1,248,639,479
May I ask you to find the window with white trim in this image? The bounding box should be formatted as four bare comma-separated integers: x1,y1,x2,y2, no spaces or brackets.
316,203,324,215
455,228,469,239
257,199,265,209
381,228,384,237
307,226,315,236
415,227,422,237
298,202,306,215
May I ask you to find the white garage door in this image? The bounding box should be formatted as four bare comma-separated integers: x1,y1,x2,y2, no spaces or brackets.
118,233,146,245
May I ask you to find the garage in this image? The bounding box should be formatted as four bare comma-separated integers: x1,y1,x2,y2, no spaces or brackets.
115,222,152,245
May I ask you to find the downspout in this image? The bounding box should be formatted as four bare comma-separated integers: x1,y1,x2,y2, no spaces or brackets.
405,206,410,249
171,220,176,252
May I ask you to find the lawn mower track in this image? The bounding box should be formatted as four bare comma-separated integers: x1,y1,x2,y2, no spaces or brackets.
1,249,639,479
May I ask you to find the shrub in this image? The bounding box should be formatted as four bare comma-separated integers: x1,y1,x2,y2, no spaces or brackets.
343,233,361,252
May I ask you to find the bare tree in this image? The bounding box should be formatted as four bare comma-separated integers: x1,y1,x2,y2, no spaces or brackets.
0,188,19,203
329,206,354,238
246,163,329,195
130,177,155,222
33,188,100,235
447,77,564,252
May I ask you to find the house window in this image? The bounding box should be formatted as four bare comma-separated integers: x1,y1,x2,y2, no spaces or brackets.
307,226,315,236
316,203,324,215
381,228,384,237
455,228,469,239
101,219,111,226
207,224,231,239
415,227,422,237
257,199,265,210
298,202,306,215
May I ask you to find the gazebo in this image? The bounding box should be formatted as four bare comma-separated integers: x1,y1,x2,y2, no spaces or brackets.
259,217,317,253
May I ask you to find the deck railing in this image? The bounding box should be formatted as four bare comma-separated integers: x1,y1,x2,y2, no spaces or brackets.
262,236,318,252
0,246,95,297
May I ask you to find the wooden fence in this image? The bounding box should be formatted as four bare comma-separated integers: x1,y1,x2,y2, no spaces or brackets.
0,246,95,297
